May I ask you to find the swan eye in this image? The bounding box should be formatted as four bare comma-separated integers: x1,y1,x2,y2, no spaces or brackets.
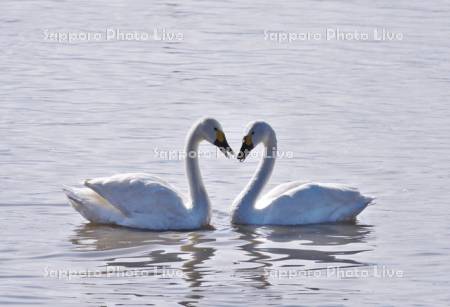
214,127,218,131
251,131,255,135
243,135,253,146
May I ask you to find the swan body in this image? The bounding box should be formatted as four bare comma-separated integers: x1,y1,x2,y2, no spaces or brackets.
64,173,190,229
64,118,233,230
232,121,373,225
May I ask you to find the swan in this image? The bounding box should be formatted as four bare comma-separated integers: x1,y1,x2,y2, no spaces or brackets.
63,118,233,230
231,121,374,225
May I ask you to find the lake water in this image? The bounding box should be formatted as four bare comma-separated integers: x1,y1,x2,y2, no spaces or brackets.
1,0,450,305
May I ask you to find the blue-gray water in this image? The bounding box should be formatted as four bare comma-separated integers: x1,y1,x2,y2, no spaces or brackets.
1,0,450,306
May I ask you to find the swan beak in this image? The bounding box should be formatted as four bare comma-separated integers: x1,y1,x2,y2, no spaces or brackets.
237,139,254,162
214,131,234,158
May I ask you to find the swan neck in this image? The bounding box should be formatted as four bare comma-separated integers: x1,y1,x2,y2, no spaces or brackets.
234,130,277,214
185,126,209,212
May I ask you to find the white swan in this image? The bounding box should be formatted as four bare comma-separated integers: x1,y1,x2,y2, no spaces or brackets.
63,118,233,230
231,121,374,225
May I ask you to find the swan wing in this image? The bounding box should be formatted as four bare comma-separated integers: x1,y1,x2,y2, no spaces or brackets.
84,173,187,218
263,180,310,200
258,182,374,224
63,186,126,224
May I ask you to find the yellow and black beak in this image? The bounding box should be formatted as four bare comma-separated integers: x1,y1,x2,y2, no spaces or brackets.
237,134,254,162
214,130,234,158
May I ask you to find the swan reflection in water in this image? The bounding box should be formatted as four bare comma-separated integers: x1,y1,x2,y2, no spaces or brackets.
231,222,373,289
71,223,216,304
70,221,373,303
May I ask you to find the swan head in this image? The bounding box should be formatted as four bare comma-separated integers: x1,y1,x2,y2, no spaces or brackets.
237,121,274,162
198,118,234,158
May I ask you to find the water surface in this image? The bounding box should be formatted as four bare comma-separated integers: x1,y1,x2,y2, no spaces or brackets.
1,0,450,305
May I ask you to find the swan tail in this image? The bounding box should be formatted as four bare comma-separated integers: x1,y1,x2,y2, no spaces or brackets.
349,195,375,221
63,186,125,225
334,194,374,223
364,196,376,206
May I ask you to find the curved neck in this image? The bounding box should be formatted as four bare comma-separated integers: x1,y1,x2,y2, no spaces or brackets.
185,125,210,214
233,130,277,214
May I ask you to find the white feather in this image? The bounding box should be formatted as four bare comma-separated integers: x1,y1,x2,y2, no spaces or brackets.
232,122,374,225
63,118,228,230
